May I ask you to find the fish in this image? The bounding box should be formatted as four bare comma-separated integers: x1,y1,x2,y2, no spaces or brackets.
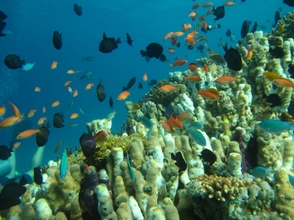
162,121,174,133
126,77,136,90
170,60,188,69
143,73,148,81
241,20,250,38
37,117,47,125
73,89,78,97
13,142,21,149
265,94,282,108
60,150,68,179
214,76,236,84
0,10,7,37
8,101,20,117
138,82,143,89
209,52,226,65
64,80,72,87
185,121,204,130
258,119,294,134
73,3,82,16
148,79,157,86
283,0,294,7
54,141,62,153
263,71,280,81
273,78,294,88
170,38,180,48
107,111,117,120
0,105,6,118
109,97,113,109
80,71,92,80
199,149,216,165
53,112,64,128
126,153,135,182
159,84,178,92
288,174,294,186
96,79,106,102
171,151,187,172
52,30,62,50
138,115,153,129
85,83,94,90
187,128,207,146
249,166,268,179
52,100,60,107
212,6,225,21
70,113,79,119
0,145,13,160
126,33,134,46
83,130,108,148
67,123,78,127
99,32,121,53
68,100,74,107
51,61,58,69
33,166,43,185
269,46,284,58
140,42,166,62
0,176,27,210
82,56,95,61
225,29,231,37
117,91,130,100
223,43,242,71
197,89,219,99
4,54,25,69
79,108,85,115
17,129,41,139
22,62,36,71
251,22,258,33
191,3,201,9
202,2,213,7
0,115,23,129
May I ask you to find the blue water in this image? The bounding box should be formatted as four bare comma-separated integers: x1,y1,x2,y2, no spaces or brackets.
0,0,291,174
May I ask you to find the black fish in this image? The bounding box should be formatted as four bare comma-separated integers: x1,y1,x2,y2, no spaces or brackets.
196,45,204,52
250,22,258,33
0,176,27,210
73,3,82,16
4,54,25,69
225,29,231,37
138,82,143,89
223,43,242,71
126,33,134,46
274,11,281,26
122,86,128,91
171,151,187,172
0,10,8,21
241,0,246,2
80,133,96,158
269,46,284,58
99,32,121,53
140,42,166,62
199,149,216,166
0,21,6,37
0,145,13,160
266,94,282,108
212,6,225,21
148,79,157,86
109,97,113,109
96,79,106,102
283,0,294,7
36,122,50,147
52,31,62,50
53,112,64,128
33,166,43,185
241,20,250,38
126,77,136,90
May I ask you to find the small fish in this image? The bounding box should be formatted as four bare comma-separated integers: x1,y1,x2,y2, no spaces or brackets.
37,117,47,125
214,76,236,84
79,108,85,115
54,141,62,153
0,115,22,129
36,122,50,147
80,71,92,80
148,79,157,86
133,103,140,110
265,94,282,108
17,129,40,139
85,83,94,90
73,3,82,16
99,32,121,53
117,91,130,100
22,62,36,71
199,149,216,165
53,112,64,128
197,89,219,99
138,115,153,129
8,101,20,117
13,142,21,149
202,2,213,7
170,60,188,69
126,33,134,46
186,121,204,130
60,150,68,179
82,130,108,148
223,43,242,71
33,166,43,185
34,87,41,92
73,89,78,97
51,61,58,69
249,166,268,179
258,119,294,134
171,151,187,172
241,20,250,38
64,80,72,87
188,63,198,71
143,73,148,81
273,78,294,88
52,100,60,107
70,113,79,119
96,79,106,102
138,82,143,89
53,30,62,50
161,121,174,133
186,76,201,82
126,153,135,182
0,145,13,160
42,106,46,113
4,54,25,69
82,56,95,61
109,97,113,109
213,6,225,21
263,71,280,81
159,84,178,92
187,128,206,146
269,46,284,58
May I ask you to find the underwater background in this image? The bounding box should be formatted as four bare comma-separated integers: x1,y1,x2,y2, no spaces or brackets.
0,0,291,174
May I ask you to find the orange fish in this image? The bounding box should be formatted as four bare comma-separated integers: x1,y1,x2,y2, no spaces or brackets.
169,113,183,129
191,2,201,9
176,112,191,121
182,23,192,32
85,83,94,90
214,76,236,85
73,89,78,97
187,31,198,38
34,87,41,92
170,60,188,69
189,11,197,18
273,78,294,88
42,106,46,113
143,73,148,82
51,61,58,69
186,76,202,82
204,64,209,72
223,1,235,6
263,72,280,81
185,37,195,46
67,69,81,75
70,113,79,119
246,47,253,59
52,100,60,107
206,8,214,16
172,31,185,37
17,129,40,139
13,142,21,149
163,32,174,40
117,91,131,100
188,63,198,71
0,115,23,129
27,109,37,118
162,121,175,133
64,80,72,87
197,89,219,99
202,2,213,7
38,117,47,125
8,101,20,117
159,84,178,92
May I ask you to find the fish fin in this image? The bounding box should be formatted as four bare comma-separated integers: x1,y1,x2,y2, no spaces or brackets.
116,38,121,44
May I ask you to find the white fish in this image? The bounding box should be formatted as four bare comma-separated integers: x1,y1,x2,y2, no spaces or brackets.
22,62,36,71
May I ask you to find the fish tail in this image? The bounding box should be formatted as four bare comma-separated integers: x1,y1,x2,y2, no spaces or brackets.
116,38,121,44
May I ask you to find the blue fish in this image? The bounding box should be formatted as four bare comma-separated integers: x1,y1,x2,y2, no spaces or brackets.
22,62,36,71
187,128,206,146
139,116,153,129
60,150,68,179
288,174,294,187
249,166,268,179
126,153,135,182
258,119,294,134
185,121,204,130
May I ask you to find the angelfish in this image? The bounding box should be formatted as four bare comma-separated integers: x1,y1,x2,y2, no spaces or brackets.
60,149,68,179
